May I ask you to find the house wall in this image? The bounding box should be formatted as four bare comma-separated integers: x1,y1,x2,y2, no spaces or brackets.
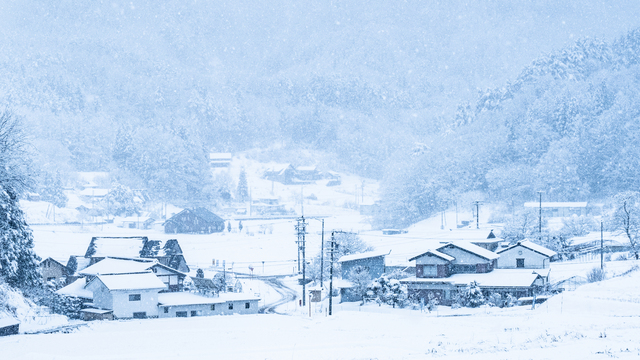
86,281,113,311
40,260,68,283
497,246,549,269
341,256,385,279
158,299,259,318
111,289,161,319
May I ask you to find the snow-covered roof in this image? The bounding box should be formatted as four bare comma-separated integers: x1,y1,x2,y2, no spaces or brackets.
338,250,390,263
408,249,455,262
569,231,629,246
78,258,157,276
0,317,19,327
209,153,232,160
85,236,148,258
56,278,93,299
524,202,587,208
296,166,317,171
401,269,540,287
94,272,166,291
438,241,500,260
497,241,557,258
78,188,110,197
158,292,225,306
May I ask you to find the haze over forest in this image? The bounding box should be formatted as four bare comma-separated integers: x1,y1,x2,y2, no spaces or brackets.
2,1,640,227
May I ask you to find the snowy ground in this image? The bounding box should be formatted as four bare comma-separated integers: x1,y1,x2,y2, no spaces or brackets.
3,266,640,360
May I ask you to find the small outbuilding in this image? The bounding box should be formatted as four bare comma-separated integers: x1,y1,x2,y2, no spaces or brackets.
0,317,19,336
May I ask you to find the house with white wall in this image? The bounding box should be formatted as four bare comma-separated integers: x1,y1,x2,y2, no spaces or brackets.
496,241,556,269
85,272,166,319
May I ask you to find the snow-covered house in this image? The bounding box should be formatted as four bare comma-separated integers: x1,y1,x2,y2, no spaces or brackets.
158,292,260,318
208,152,232,168
78,258,187,292
338,250,390,302
338,250,390,279
86,272,166,319
163,208,225,234
39,257,72,284
81,236,189,273
523,201,588,217
496,241,556,269
401,241,546,305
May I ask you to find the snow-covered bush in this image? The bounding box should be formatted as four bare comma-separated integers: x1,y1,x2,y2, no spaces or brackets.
366,275,408,308
426,292,439,312
488,293,503,307
504,293,517,307
464,281,486,307
587,267,606,283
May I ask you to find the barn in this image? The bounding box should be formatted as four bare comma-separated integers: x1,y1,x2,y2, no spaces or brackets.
164,208,225,234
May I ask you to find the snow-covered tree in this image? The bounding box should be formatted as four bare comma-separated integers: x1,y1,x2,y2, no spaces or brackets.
0,111,40,289
236,168,249,202
463,281,486,308
609,191,640,260
346,265,371,305
39,172,68,208
99,183,140,217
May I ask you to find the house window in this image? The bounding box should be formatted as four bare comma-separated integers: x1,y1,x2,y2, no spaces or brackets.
210,304,215,311
516,259,525,268
228,303,234,310
164,307,169,313
176,311,187,317
245,302,250,309
132,312,146,319
191,310,198,317
129,294,141,301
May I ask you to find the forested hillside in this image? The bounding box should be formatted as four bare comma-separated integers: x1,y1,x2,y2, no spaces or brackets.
1,1,639,204
378,29,640,228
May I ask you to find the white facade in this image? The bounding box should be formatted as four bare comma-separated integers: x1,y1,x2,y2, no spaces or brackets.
497,245,550,269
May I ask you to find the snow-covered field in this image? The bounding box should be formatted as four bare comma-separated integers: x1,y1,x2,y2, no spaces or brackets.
3,266,640,360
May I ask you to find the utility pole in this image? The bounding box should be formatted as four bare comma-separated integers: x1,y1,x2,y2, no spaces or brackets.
473,201,481,229
538,191,543,242
295,216,308,306
601,220,604,271
329,231,336,316
320,218,325,288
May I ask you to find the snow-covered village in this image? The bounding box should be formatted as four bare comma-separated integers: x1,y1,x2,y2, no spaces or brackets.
3,2,640,360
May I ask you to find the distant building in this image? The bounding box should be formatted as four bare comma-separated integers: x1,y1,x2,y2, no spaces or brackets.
164,208,225,234
85,272,167,319
39,257,72,284
264,164,296,185
209,153,232,168
338,250,390,302
523,202,588,217
401,241,553,305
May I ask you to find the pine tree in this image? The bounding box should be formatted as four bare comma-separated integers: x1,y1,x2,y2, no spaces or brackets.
40,172,68,208
236,168,249,202
0,188,41,288
0,111,41,289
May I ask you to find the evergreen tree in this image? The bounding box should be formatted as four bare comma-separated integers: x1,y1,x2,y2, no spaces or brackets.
0,188,41,288
39,172,68,208
236,168,249,202
0,111,41,289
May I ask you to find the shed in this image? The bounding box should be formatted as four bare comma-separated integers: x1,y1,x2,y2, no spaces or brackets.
0,317,19,336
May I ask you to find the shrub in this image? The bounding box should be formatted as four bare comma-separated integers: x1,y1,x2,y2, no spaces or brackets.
615,253,628,261
488,293,503,307
587,267,606,283
504,294,517,307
